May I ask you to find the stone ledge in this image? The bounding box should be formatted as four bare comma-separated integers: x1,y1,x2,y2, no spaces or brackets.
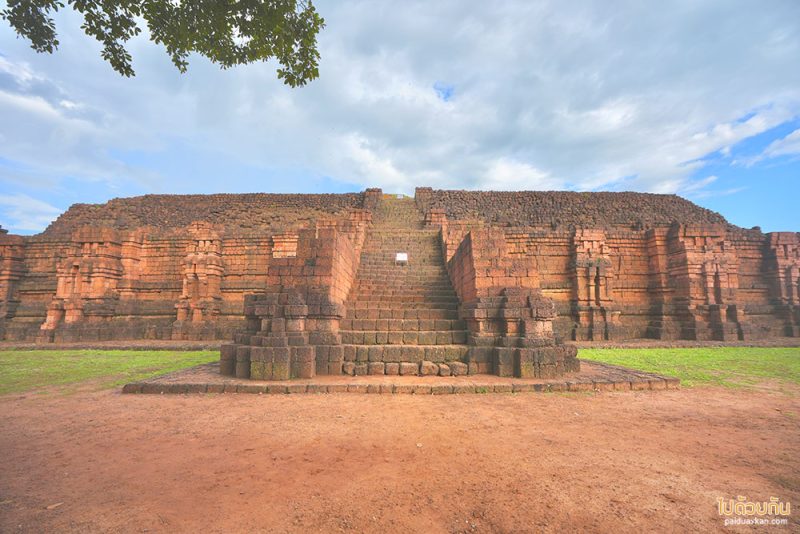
122,360,679,395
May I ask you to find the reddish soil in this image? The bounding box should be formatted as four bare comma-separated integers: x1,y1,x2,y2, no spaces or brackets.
1,386,798,533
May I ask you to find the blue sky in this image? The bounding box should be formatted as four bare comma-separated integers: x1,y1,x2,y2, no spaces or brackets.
0,0,799,234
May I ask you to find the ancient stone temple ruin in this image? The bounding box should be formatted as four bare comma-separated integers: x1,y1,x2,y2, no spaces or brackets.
1,188,798,379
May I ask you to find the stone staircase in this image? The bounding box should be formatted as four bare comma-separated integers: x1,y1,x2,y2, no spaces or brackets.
338,197,469,376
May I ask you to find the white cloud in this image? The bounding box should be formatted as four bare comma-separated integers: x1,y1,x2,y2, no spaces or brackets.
681,175,718,194
0,193,62,232
0,55,38,85
485,158,564,191
0,0,798,231
763,128,800,159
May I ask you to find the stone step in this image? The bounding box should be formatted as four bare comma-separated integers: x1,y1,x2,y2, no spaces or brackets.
358,254,443,261
364,239,431,244
344,307,458,320
341,344,469,363
359,260,441,264
340,330,468,345
340,318,466,331
345,198,460,329
347,301,459,310
362,235,438,241
354,282,455,290
354,271,450,278
357,266,442,273
345,308,459,320
358,271,445,276
351,280,453,287
360,254,444,265
340,359,469,377
351,291,455,298
362,239,438,245
349,289,458,297
354,281,453,288
347,303,460,312
353,282,454,289
347,294,459,304
362,237,438,243
355,270,449,277
363,236,437,241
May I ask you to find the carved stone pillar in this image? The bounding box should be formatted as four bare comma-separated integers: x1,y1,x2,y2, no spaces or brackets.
0,230,25,338
767,232,800,336
39,227,123,341
667,225,748,341
570,229,620,341
172,222,225,339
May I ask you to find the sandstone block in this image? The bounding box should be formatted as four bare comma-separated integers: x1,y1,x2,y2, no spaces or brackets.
449,361,468,376
399,362,418,376
420,361,437,376
328,345,344,362
368,346,383,362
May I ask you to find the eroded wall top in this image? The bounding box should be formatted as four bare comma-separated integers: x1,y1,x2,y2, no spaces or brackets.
41,192,368,237
416,189,731,230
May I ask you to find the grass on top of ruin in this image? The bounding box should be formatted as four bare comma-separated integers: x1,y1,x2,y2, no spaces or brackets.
0,350,217,395
582,347,800,389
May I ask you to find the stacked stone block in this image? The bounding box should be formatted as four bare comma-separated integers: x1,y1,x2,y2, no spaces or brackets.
446,226,580,378
1,193,371,341
423,187,798,343
219,217,369,380
416,188,729,230
337,196,471,375
0,187,797,346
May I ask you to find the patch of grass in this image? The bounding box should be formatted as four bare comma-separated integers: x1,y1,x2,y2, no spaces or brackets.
0,350,217,395
580,347,800,388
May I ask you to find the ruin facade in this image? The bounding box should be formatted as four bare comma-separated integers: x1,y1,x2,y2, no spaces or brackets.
0,188,797,379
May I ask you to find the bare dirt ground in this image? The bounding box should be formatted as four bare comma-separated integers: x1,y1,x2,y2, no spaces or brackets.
1,386,798,533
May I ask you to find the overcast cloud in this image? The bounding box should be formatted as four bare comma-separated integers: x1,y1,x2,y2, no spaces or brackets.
0,0,799,232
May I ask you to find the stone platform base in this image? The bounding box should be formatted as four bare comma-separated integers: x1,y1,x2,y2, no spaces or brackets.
122,360,678,395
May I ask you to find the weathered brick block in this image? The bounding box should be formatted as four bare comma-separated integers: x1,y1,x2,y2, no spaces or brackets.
272,356,290,380
328,346,344,362
399,362,418,375
235,359,251,379
250,346,269,362
384,345,402,362
220,344,237,361
219,358,235,376
420,360,438,376
368,346,383,362
250,361,265,380
449,361,468,376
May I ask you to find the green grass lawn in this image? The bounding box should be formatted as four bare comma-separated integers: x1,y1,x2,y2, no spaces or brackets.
2,347,798,395
580,347,800,388
0,350,218,395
